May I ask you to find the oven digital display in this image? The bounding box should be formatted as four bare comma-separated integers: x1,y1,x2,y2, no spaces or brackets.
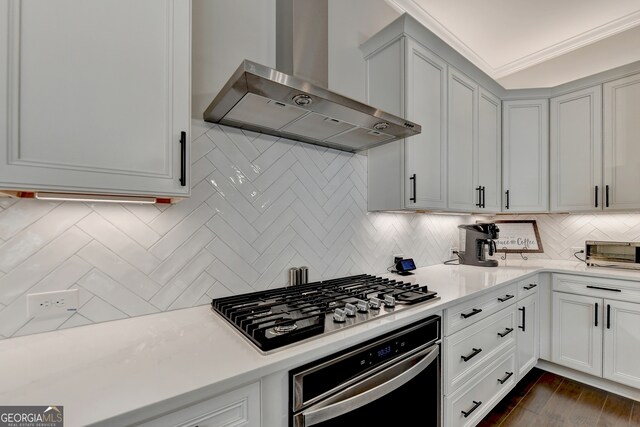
377,345,393,359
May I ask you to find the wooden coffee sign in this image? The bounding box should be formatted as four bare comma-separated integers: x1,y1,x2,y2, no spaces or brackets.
492,220,543,253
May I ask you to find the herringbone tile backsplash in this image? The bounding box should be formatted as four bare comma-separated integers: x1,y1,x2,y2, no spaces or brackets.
2,121,637,339
0,121,468,339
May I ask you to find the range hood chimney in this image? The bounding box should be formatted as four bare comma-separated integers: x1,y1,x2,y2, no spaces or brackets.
203,0,421,153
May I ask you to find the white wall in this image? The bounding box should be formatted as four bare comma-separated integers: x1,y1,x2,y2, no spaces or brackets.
327,0,400,102
191,0,276,118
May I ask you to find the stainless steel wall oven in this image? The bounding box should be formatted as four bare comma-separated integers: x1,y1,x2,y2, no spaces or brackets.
289,315,441,426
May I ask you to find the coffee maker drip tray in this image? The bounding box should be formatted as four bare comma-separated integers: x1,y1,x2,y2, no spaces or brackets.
456,223,500,267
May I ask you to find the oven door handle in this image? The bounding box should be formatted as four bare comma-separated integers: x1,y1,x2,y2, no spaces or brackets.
298,344,439,426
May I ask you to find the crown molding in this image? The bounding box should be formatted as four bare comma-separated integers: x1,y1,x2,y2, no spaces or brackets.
385,0,640,79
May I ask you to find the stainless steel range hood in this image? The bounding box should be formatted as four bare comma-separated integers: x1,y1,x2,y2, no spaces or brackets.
202,1,421,153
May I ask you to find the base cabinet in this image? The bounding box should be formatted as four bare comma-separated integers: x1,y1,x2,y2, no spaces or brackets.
551,292,602,376
136,382,261,427
603,299,640,389
516,293,539,378
551,274,640,390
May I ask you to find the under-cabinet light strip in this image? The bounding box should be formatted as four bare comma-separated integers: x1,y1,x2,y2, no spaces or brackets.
34,192,157,204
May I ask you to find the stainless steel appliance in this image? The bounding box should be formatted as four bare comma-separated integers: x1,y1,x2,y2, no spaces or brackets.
586,240,640,270
210,274,439,352
458,223,500,267
203,0,421,153
289,315,440,426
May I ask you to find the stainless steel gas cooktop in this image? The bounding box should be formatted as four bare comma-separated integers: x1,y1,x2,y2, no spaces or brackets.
211,274,439,352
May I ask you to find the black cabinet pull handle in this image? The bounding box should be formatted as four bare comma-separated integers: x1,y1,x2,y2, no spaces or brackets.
523,284,537,290
607,304,611,329
606,185,610,207
505,190,510,209
519,306,526,331
481,186,486,208
179,131,187,187
498,294,514,303
410,174,416,203
462,401,482,418
498,371,513,385
586,285,621,293
498,327,514,338
476,186,482,208
595,186,599,208
595,302,599,327
461,308,482,319
461,347,482,362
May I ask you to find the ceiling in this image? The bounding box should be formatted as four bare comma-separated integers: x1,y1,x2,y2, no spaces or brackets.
385,0,640,88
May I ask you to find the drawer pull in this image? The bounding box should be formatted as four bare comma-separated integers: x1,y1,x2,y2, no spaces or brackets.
498,327,514,338
461,348,482,362
498,294,514,303
498,371,513,385
519,306,526,331
523,284,537,290
461,400,482,418
461,308,482,319
586,285,621,293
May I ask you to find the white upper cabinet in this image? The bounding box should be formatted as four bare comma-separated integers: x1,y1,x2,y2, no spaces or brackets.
404,39,448,210
476,89,502,213
550,86,602,212
603,73,640,210
0,0,191,198
502,99,549,213
447,69,501,213
366,37,448,211
447,68,477,211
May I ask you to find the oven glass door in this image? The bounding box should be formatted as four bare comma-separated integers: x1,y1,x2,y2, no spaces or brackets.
294,344,440,427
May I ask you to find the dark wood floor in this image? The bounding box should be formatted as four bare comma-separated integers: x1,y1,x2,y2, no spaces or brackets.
478,368,640,426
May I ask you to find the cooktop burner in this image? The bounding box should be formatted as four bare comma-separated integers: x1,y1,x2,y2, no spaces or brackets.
211,274,439,352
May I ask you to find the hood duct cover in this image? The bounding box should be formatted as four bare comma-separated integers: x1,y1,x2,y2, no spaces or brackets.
202,0,420,153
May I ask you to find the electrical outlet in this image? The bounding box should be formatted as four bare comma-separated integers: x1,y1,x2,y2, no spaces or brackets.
450,247,459,257
571,246,584,254
27,289,79,318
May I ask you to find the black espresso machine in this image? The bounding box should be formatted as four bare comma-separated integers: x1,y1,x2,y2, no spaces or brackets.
457,223,500,267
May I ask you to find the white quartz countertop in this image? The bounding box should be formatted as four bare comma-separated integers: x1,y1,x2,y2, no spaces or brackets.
3,260,640,426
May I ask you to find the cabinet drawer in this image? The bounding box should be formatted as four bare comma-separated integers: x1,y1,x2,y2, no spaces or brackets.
136,381,260,427
445,305,516,394
553,274,640,303
517,277,539,300
445,349,516,427
445,283,518,335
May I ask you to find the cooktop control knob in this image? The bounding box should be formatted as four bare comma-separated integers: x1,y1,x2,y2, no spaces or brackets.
333,308,347,323
344,303,357,317
369,297,381,310
356,299,369,313
384,295,396,308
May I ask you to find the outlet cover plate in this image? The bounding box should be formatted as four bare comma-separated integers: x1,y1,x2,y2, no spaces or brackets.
27,289,79,318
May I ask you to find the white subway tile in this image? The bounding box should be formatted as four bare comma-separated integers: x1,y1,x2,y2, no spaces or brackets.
252,170,296,212
168,272,215,310
150,226,214,285
149,204,215,259
206,216,259,263
206,259,254,294
149,181,215,235
78,241,161,300
206,238,259,284
206,193,260,243
91,203,160,249
221,125,262,163
0,203,91,272
59,313,92,330
252,190,296,233
0,227,91,305
252,226,296,272
0,199,58,240
79,297,128,323
78,270,158,317
77,213,160,274
253,151,296,192
206,127,259,180
123,204,161,223
150,250,215,310
206,169,260,222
